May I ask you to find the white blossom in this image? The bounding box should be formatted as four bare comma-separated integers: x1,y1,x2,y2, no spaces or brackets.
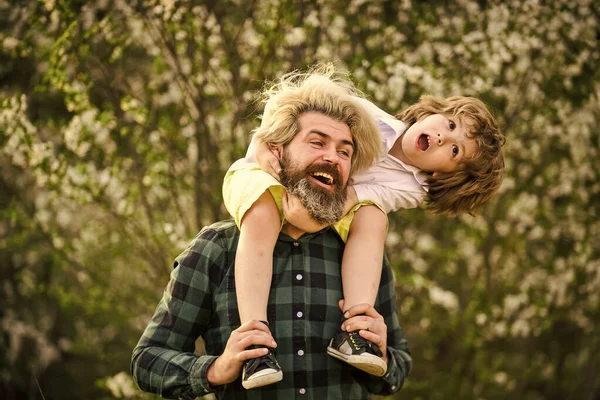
429,286,459,312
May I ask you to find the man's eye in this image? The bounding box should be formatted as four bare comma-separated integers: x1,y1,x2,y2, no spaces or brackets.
338,150,350,158
452,145,459,157
449,120,456,130
311,141,323,147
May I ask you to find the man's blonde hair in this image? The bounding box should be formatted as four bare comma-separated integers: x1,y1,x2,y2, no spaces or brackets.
253,64,382,175
397,95,506,217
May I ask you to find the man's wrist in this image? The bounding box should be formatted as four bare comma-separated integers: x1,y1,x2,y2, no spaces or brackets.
206,357,224,386
382,349,389,365
189,355,219,397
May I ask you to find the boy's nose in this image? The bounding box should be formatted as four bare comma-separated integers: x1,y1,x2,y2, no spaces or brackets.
436,132,444,145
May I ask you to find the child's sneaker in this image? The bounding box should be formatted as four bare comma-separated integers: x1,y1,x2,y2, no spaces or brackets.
241,345,283,389
327,330,387,376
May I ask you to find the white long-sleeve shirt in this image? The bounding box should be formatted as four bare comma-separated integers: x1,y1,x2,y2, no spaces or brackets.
350,97,429,213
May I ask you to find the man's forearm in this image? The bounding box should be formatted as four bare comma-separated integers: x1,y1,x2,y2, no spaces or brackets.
131,345,217,399
206,355,230,387
363,345,412,396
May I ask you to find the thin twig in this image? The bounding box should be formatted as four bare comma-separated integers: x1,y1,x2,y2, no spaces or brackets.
34,373,46,400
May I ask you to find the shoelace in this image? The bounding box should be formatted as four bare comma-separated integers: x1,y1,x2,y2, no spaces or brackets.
244,347,279,376
349,331,383,357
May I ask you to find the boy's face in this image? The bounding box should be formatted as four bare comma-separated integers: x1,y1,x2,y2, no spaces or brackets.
398,113,477,173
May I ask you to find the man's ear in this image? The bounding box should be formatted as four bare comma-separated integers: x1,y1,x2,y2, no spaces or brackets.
271,144,283,160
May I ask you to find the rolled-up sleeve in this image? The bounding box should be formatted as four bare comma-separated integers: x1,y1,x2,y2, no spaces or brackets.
353,181,425,213
363,257,413,395
131,229,224,399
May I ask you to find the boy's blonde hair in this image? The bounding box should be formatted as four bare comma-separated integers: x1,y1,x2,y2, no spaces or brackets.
253,64,382,175
397,95,506,217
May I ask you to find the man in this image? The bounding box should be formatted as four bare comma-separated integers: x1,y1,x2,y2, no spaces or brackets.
131,65,412,399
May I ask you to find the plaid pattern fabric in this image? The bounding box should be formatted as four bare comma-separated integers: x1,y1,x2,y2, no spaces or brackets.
131,220,412,399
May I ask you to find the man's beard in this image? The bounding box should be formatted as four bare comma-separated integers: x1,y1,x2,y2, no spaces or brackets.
279,150,347,225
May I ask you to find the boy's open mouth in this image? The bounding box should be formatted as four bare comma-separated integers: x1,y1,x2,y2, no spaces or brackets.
418,134,431,151
310,172,334,186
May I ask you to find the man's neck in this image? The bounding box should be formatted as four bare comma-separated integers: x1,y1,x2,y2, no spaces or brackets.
281,223,306,240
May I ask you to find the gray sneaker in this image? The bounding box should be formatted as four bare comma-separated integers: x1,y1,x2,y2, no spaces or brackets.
241,346,283,389
327,331,387,376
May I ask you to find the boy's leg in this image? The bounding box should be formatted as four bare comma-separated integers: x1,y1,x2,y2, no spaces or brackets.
236,190,283,388
341,205,386,309
236,190,280,323
327,205,388,376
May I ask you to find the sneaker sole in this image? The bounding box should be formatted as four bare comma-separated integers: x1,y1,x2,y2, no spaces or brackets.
327,345,387,377
242,369,283,390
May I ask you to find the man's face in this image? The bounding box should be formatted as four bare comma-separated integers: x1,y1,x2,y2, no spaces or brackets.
280,112,353,224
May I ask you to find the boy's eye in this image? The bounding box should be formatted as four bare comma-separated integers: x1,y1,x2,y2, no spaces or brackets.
449,120,456,130
452,145,459,157
311,141,323,147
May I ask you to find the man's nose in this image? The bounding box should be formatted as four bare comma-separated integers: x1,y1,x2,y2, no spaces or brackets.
322,147,339,163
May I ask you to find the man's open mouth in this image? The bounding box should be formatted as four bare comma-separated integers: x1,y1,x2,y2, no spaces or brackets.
417,134,431,151
310,172,334,186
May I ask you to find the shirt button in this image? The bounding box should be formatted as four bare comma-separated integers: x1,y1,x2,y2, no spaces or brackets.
391,385,396,391
299,388,306,394
293,241,299,246
296,274,303,281
297,349,304,356
296,311,303,318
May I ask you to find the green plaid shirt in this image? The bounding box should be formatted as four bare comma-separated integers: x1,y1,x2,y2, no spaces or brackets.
131,220,412,399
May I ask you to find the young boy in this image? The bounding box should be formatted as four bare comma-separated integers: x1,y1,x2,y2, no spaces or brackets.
224,69,505,389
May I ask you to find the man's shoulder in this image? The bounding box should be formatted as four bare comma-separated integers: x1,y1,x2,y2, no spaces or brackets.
175,220,238,268
199,219,239,235
194,219,239,242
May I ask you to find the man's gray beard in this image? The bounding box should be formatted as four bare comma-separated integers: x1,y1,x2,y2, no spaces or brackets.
280,151,347,225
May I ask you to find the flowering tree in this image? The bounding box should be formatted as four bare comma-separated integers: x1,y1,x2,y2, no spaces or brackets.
1,0,598,399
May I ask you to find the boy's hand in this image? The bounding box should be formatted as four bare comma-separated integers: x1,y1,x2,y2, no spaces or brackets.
256,141,282,181
282,191,328,233
344,186,359,215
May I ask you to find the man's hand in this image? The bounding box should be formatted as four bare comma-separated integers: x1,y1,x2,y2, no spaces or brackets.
282,191,329,233
256,140,282,181
338,300,389,365
206,321,277,386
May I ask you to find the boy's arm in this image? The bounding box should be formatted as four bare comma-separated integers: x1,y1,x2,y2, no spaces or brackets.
352,182,426,213
344,186,360,214
282,192,328,232
283,186,364,232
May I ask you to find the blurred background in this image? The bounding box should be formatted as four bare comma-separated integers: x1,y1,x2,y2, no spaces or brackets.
1,0,599,399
